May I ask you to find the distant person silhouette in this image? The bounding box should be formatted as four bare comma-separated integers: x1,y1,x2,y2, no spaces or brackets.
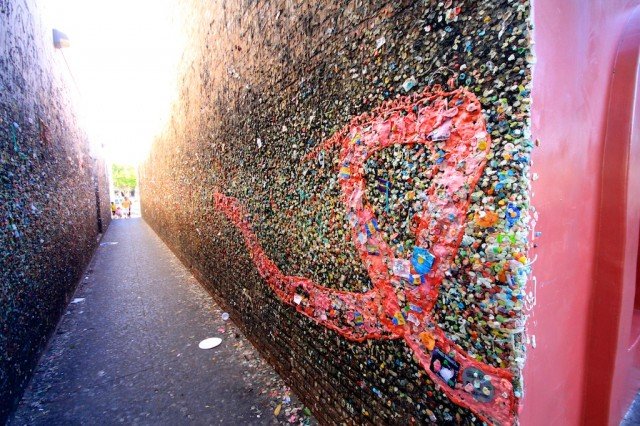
122,196,132,218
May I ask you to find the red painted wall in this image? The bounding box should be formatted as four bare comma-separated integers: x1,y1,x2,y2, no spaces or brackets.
523,1,640,424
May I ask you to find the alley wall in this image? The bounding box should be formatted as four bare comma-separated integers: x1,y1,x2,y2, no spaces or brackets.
0,0,110,420
142,1,533,424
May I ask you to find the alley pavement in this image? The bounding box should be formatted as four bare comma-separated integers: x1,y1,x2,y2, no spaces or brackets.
9,218,313,425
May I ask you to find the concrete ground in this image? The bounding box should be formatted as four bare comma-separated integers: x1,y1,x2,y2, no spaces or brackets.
623,393,640,425
9,218,314,426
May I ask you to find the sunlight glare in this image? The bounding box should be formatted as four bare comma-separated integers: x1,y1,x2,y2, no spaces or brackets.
44,0,184,166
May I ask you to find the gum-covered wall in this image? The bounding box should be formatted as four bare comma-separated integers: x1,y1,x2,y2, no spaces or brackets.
141,1,533,424
0,0,110,420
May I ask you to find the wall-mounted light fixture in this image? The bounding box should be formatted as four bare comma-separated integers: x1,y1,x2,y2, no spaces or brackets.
52,28,79,93
52,29,70,49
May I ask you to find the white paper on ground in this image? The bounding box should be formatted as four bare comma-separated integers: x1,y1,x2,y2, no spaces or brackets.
198,337,222,349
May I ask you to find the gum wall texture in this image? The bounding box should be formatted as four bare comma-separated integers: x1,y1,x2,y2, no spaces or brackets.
141,1,533,424
0,0,110,419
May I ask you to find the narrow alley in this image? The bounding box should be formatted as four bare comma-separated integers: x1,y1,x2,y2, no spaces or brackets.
9,219,312,425
3,0,640,424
